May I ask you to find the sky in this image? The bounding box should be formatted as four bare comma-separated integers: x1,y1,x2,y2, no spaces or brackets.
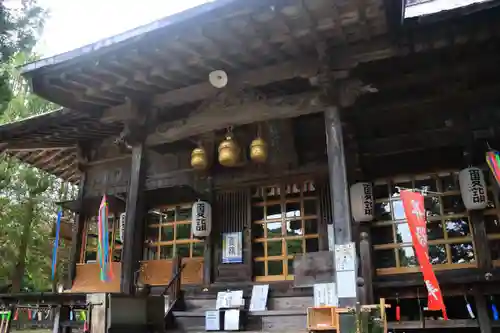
35,0,209,57
20,0,494,58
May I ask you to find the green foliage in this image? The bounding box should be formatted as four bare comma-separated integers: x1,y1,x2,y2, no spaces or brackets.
0,1,47,113
0,50,77,290
0,0,81,293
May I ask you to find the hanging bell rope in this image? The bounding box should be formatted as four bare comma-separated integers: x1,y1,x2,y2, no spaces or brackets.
0,310,11,333
491,296,499,321
486,150,500,187
395,293,401,321
464,294,475,319
52,209,63,281
417,288,423,323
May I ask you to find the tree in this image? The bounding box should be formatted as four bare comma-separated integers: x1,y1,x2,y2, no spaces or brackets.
0,1,47,112
0,49,77,291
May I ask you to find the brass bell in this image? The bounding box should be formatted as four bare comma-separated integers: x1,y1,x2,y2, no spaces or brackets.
191,146,208,170
250,137,267,164
218,134,240,167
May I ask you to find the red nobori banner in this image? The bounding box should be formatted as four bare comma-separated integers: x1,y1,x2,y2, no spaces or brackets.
400,190,448,319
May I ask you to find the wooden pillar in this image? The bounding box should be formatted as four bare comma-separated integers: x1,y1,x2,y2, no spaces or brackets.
359,227,374,305
324,106,352,245
343,118,374,305
471,210,492,271
324,106,357,307
121,142,147,294
67,145,88,289
473,286,492,333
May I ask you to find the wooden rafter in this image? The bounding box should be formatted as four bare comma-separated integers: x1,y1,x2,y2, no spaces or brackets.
100,58,320,122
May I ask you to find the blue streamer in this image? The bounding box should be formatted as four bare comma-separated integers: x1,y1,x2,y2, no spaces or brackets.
51,210,63,280
492,297,499,321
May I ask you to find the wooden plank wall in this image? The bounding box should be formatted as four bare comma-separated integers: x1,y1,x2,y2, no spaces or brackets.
214,189,252,282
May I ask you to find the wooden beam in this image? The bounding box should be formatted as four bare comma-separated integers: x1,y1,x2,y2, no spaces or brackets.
146,92,322,146
4,142,76,150
5,147,71,153
360,127,462,156
374,268,500,288
100,59,319,123
389,320,478,330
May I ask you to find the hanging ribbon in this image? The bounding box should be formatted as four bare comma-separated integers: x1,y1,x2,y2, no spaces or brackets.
486,150,500,187
97,195,112,281
81,310,86,321
464,295,475,319
491,296,499,321
13,309,18,321
401,190,448,319
83,308,90,333
52,209,63,280
396,294,401,321
0,310,7,333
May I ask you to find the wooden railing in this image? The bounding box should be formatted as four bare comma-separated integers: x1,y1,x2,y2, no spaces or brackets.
162,255,185,315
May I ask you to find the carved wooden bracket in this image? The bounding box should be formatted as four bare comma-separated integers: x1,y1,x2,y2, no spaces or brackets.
316,42,377,108
115,98,153,146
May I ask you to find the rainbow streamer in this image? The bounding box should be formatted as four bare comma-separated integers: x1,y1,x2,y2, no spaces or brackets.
487,150,500,187
97,195,112,281
51,210,63,280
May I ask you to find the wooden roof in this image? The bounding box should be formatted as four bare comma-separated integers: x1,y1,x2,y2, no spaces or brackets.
20,0,404,111
4,0,500,183
0,108,123,183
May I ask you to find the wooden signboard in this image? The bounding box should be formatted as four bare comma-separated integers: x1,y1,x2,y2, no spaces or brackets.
293,251,335,287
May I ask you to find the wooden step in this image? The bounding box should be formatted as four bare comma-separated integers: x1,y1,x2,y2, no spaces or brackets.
171,309,308,332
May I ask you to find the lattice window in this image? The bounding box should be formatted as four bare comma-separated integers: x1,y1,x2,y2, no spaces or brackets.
371,171,485,275
251,181,319,281
143,204,204,260
81,215,121,263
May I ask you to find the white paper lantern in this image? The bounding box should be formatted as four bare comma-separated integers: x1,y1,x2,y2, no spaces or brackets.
350,182,374,222
192,201,212,238
119,212,126,242
459,167,488,210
